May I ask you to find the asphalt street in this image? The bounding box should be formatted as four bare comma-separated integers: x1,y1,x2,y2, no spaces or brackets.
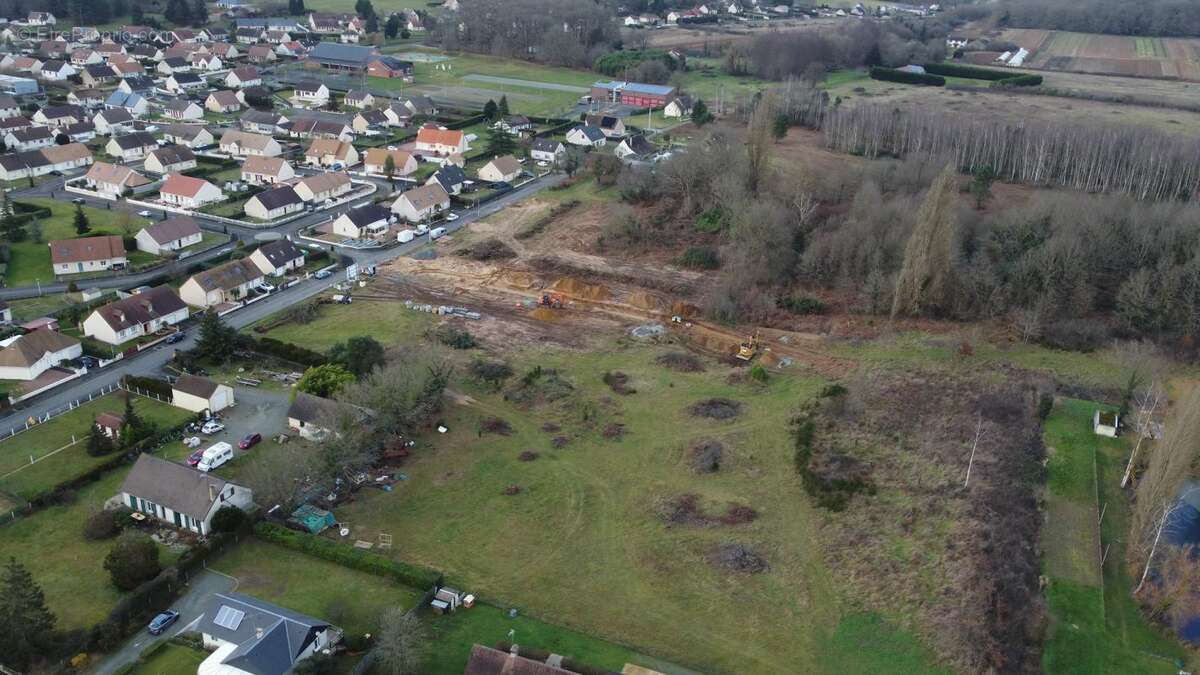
0,171,564,431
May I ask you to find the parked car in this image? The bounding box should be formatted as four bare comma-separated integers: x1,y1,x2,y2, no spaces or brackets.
80,356,98,369
166,332,185,344
314,269,332,279
257,281,275,293
138,210,153,217
445,213,459,222
201,420,225,435
147,611,179,635
71,197,85,204
238,432,262,450
186,448,204,467
429,226,447,240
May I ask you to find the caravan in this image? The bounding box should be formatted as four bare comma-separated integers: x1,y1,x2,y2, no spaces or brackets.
196,442,233,472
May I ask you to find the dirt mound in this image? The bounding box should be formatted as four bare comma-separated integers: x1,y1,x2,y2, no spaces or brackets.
551,276,611,301
603,371,636,395
657,352,705,372
502,485,522,495
659,494,758,527
628,291,663,311
692,439,724,473
601,423,625,439
550,435,569,448
479,417,513,436
541,422,561,433
503,271,538,289
529,307,561,321
688,398,743,420
518,451,539,461
671,301,700,317
709,544,768,574
457,237,517,261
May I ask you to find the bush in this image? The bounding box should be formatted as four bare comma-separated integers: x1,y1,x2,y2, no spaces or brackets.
210,506,246,533
997,73,1043,87
104,532,161,591
777,294,827,315
435,325,477,349
677,246,720,270
83,509,121,540
749,364,768,383
254,522,442,589
1038,393,1054,421
694,207,728,234
471,359,513,387
1040,318,1110,352
121,375,173,400
242,336,327,367
869,66,945,86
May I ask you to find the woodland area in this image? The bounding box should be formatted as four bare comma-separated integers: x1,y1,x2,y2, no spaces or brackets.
434,0,618,69
734,22,947,82
989,0,1200,38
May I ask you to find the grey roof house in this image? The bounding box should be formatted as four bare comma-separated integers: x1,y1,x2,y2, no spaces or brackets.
118,454,253,535
198,592,340,675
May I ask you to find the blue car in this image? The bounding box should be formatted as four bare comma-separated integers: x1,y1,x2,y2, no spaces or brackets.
147,610,179,635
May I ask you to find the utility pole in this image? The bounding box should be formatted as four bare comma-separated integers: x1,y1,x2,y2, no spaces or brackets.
963,412,983,489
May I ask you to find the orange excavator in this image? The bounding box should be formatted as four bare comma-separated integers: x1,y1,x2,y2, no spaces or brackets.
540,292,565,309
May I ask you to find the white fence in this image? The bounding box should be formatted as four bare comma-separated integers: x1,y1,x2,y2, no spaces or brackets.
1,381,123,441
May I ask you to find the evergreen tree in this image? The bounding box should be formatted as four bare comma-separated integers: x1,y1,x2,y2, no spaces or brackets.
483,127,516,157
497,95,509,116
0,192,25,243
482,98,498,120
891,165,958,318
0,557,57,670
384,12,400,38
190,0,207,26
383,154,396,185
365,11,378,34
73,203,90,235
130,2,143,21
122,392,143,439
196,311,237,364
86,422,112,457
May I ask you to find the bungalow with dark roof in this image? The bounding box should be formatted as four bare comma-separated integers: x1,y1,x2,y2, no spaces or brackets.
105,131,158,161
82,286,189,345
135,216,202,255
332,203,391,239
118,454,250,534
145,145,198,175
196,592,338,675
249,238,305,276
243,185,304,220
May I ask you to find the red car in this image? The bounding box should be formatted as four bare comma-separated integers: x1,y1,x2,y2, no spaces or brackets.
187,449,204,467
238,433,262,450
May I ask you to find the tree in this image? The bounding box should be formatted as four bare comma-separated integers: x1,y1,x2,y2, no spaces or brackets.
891,165,958,318
86,422,113,457
482,98,498,120
483,127,517,157
374,608,426,675
366,12,379,34
195,311,238,365
73,203,90,235
497,95,509,117
561,148,583,178
103,531,160,591
190,0,207,26
297,364,355,398
130,1,143,21
384,12,401,38
295,653,337,675
0,191,26,243
771,113,788,140
210,506,246,533
969,165,995,209
745,94,776,193
383,154,397,186
242,440,322,512
328,336,386,378
0,557,56,670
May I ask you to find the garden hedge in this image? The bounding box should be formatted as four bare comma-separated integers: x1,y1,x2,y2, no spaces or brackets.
924,62,1044,87
254,522,442,590
869,67,945,86
122,375,174,400
238,336,327,367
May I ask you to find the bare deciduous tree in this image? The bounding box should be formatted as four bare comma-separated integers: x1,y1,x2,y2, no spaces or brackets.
373,608,426,675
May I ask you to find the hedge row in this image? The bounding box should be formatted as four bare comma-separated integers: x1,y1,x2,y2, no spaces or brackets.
239,335,327,368
924,62,1044,87
122,375,174,400
996,74,1044,87
254,521,442,590
869,67,945,86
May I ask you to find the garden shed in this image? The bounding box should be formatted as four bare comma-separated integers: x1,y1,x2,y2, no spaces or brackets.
290,504,335,534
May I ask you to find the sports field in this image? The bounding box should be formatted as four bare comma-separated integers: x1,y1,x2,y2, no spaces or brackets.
1005,29,1200,80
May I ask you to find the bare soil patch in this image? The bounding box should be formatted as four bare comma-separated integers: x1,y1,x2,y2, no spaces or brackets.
691,439,724,473
688,398,743,420
658,494,759,528
708,543,769,574
479,417,514,436
456,237,517,261
518,451,540,462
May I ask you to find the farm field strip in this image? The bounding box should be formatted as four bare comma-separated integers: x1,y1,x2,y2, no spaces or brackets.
1007,29,1200,80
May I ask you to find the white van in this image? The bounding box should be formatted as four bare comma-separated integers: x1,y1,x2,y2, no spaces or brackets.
415,223,429,235
197,442,234,472
429,227,447,240
397,229,415,243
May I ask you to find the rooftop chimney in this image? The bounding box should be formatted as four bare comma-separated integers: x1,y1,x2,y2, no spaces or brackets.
208,483,217,502
256,626,264,639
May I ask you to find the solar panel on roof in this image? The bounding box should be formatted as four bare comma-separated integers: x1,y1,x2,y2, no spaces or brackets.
214,605,246,630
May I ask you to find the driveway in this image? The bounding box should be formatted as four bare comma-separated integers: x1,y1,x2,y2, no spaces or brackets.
88,569,236,675
198,387,291,460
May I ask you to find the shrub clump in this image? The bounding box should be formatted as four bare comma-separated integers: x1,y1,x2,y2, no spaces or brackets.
83,509,124,540
518,451,539,461
709,543,769,573
479,417,514,436
692,439,723,473
506,366,574,406
472,359,514,387
601,423,625,439
677,246,720,270
602,371,636,395
688,398,743,420
435,325,478,349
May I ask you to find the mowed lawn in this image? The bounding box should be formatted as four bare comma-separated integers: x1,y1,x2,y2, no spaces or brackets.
1041,398,1187,674
329,340,895,674
0,394,194,499
254,298,434,353
211,539,422,639
6,199,158,287
128,643,208,675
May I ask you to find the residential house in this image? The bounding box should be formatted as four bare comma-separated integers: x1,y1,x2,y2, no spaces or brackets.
0,150,50,182
332,203,391,239
276,41,306,58
363,148,416,176
225,66,262,89
33,104,85,128
494,115,533,135
288,118,352,142
5,126,54,152
0,96,19,118
93,108,137,136
351,109,388,134
26,11,57,25
161,98,205,121
382,102,412,127
414,126,467,156
243,185,304,220
156,56,190,75
49,235,128,275
219,129,282,157
103,91,149,118
105,131,158,161
239,110,287,135
180,259,265,307
118,455,251,535
83,162,151,197
117,75,155,94
40,143,93,173
477,155,522,183
0,117,31,135
426,164,466,195
94,41,126,58
39,60,76,81
240,156,295,185
247,45,277,63
165,73,206,94
160,173,223,209
402,95,437,116
209,43,239,60
287,392,339,440
0,329,82,381
344,89,375,109
249,238,305,276
565,124,606,148
190,53,223,72
128,44,163,62
70,49,103,67
82,286,189,345
236,28,266,44
196,592,338,675
584,114,626,138
161,124,215,148
3,56,43,75
108,60,146,78
391,182,450,223
68,88,106,109
309,14,342,34
206,90,242,114
530,137,566,163
135,217,203,255
615,134,656,160
80,63,116,87
264,29,293,44
293,172,352,202
366,56,413,80
663,95,693,118
303,138,358,168
144,146,197,175
463,644,578,675
290,80,329,106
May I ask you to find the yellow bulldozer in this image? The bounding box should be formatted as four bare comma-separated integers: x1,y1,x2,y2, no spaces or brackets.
736,331,761,361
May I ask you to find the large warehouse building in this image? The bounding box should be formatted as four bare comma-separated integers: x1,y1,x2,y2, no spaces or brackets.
306,42,380,72
590,80,678,109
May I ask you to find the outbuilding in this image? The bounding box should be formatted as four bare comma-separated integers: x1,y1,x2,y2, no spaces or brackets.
172,374,235,413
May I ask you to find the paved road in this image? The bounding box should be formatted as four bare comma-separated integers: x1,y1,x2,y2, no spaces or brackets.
88,569,236,675
0,171,564,431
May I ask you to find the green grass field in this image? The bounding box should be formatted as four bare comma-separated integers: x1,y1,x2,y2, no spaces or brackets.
1040,398,1187,674
254,297,434,353
6,199,158,287
0,394,194,499
128,643,208,675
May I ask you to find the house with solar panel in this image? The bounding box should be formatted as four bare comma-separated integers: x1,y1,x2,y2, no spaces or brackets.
589,80,678,109
198,592,340,675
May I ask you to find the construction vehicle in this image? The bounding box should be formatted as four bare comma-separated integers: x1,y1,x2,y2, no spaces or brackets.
736,330,761,361
540,292,565,309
